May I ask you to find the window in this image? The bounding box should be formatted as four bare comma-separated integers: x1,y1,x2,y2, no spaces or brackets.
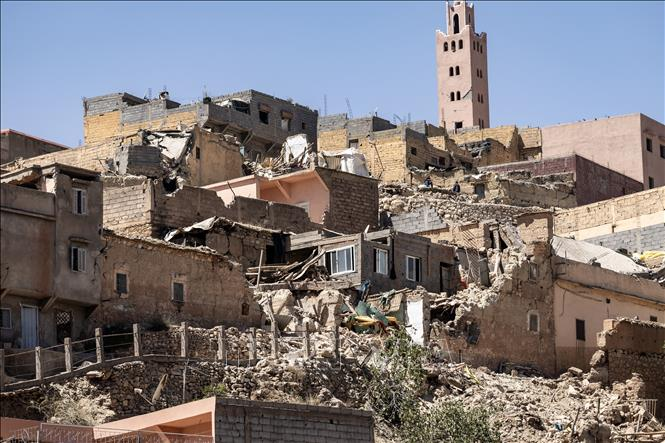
650,315,658,322
195,147,201,159
480,44,483,53
455,66,460,75
473,41,476,51
453,14,460,34
646,137,652,152
456,91,461,100
454,121,463,130
115,272,128,294
443,42,448,52
458,39,463,49
325,246,355,275
660,144,665,159
474,183,485,198
172,282,185,303
451,40,456,51
648,176,655,189
450,92,455,102
55,310,72,344
241,302,250,316
406,256,422,282
449,67,454,77
410,147,417,155
72,188,87,215
348,139,359,149
280,111,293,131
439,156,446,166
478,93,481,102
374,249,388,275
575,319,586,341
0,308,11,329
528,262,538,281
527,311,539,332
259,110,269,124
301,122,307,130
70,245,86,272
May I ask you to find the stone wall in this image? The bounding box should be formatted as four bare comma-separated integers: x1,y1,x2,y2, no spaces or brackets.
595,319,665,418
214,398,373,443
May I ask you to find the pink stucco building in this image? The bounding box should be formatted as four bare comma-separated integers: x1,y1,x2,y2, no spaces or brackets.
435,1,490,131
541,113,665,190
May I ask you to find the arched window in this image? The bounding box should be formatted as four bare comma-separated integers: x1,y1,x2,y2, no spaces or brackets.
477,93,481,102
455,66,460,75
453,14,460,34
451,40,456,51
443,42,448,52
480,45,483,54
473,41,476,51
480,70,483,78
449,67,454,76
456,91,461,100
459,40,463,49
450,92,455,101
476,68,479,77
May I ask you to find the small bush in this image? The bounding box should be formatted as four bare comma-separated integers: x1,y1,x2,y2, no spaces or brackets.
30,379,114,426
202,383,228,398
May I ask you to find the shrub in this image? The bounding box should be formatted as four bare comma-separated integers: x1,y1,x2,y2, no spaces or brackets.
30,379,114,426
202,383,228,398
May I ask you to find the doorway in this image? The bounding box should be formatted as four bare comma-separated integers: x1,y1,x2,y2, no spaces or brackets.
21,305,39,348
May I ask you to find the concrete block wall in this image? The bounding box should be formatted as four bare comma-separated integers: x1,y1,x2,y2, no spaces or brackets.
389,205,447,234
214,398,374,443
582,224,665,254
318,169,378,234
103,177,153,233
554,187,665,241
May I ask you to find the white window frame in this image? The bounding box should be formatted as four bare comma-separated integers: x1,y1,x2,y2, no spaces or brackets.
325,246,356,276
527,310,540,333
374,248,388,275
172,281,186,304
0,308,12,329
405,255,422,282
72,188,87,215
70,245,87,272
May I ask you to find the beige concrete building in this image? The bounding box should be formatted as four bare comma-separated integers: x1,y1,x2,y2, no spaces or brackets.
436,0,490,131
1,164,103,348
541,113,665,190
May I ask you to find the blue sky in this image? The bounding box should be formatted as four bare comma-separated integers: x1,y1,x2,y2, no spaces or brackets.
1,1,663,147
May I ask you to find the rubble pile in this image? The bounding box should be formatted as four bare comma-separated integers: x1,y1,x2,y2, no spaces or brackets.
424,364,663,442
379,182,543,224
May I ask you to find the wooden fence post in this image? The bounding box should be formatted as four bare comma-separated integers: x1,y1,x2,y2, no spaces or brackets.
133,324,142,357
304,324,311,360
333,326,340,363
271,321,278,359
35,347,43,381
180,322,189,358
0,349,5,389
64,338,73,373
217,326,226,362
95,328,104,364
249,328,257,361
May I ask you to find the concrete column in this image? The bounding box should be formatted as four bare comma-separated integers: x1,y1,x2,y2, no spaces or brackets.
64,338,73,373
133,324,142,357
304,325,311,360
35,347,43,381
249,328,257,361
95,328,104,364
180,322,189,358
217,326,226,362
271,321,278,359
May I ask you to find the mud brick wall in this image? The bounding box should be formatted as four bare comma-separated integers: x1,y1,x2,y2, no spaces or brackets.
103,176,153,233
214,398,374,443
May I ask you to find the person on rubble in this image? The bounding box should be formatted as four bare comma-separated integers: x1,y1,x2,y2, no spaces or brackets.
452,180,461,194
423,176,433,189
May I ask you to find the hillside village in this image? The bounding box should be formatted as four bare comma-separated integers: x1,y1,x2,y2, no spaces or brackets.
1,1,664,442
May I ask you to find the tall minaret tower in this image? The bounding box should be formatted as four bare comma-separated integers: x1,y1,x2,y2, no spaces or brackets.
436,1,489,131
